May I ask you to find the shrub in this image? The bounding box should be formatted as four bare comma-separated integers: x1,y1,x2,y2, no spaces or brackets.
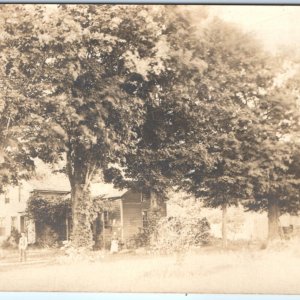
127,228,151,249
10,228,21,244
127,207,166,249
1,239,13,249
151,216,211,254
36,226,60,248
59,241,105,264
1,228,21,249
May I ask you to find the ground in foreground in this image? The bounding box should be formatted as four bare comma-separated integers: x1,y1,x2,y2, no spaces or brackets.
0,242,300,293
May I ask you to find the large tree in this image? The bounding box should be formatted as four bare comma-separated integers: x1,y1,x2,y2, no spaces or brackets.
0,5,169,247
104,6,211,205
105,11,281,249
245,64,300,240
160,18,273,247
106,12,276,248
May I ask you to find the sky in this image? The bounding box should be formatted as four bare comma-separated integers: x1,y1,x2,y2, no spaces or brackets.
41,5,300,54
210,5,300,53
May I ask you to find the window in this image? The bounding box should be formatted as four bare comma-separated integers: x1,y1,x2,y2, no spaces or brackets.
4,194,9,204
141,191,150,203
11,216,17,231
0,217,5,236
142,210,148,228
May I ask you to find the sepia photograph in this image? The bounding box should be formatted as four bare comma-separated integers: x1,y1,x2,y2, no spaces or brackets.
0,4,300,294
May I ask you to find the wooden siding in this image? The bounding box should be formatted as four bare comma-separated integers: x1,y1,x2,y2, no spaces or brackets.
121,190,167,243
100,190,167,248
122,190,143,241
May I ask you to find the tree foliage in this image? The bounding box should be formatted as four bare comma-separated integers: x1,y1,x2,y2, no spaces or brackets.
244,64,300,239
0,36,35,193
2,5,300,247
0,5,171,247
26,193,71,225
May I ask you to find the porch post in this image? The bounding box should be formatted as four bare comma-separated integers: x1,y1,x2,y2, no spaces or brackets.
102,212,105,249
66,216,69,241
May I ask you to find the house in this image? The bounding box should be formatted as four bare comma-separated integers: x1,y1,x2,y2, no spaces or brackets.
0,160,167,248
0,162,71,244
29,188,167,248
93,189,167,248
0,181,167,249
31,189,166,248
0,184,35,244
279,213,300,237
30,188,167,249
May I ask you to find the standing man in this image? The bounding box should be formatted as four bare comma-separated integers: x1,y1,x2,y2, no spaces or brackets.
19,232,28,262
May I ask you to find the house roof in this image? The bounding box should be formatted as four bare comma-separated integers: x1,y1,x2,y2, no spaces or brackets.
30,189,70,194
90,183,127,199
105,190,127,199
92,191,127,201
30,186,127,201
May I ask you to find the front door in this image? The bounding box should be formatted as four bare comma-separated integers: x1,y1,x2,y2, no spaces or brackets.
20,216,25,233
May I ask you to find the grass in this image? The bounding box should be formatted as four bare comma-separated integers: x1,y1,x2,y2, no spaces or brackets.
0,240,300,293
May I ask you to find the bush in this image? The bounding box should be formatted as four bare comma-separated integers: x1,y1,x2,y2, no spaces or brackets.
10,228,21,244
127,207,166,249
151,216,211,254
1,239,14,249
1,228,21,249
127,228,151,249
36,226,60,248
59,241,105,264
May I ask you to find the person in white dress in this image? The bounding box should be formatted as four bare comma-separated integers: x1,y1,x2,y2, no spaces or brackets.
110,232,119,254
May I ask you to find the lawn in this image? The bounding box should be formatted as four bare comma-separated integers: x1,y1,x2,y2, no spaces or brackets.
0,241,300,293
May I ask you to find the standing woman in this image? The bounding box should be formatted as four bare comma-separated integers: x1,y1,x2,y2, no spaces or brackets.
110,232,119,254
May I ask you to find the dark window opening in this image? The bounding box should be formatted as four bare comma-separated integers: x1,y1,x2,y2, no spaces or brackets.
142,191,151,203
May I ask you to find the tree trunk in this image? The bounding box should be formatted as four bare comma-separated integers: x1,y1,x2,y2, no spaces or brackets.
268,200,281,240
148,190,166,240
66,144,97,249
70,182,94,248
149,190,167,217
222,203,228,248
